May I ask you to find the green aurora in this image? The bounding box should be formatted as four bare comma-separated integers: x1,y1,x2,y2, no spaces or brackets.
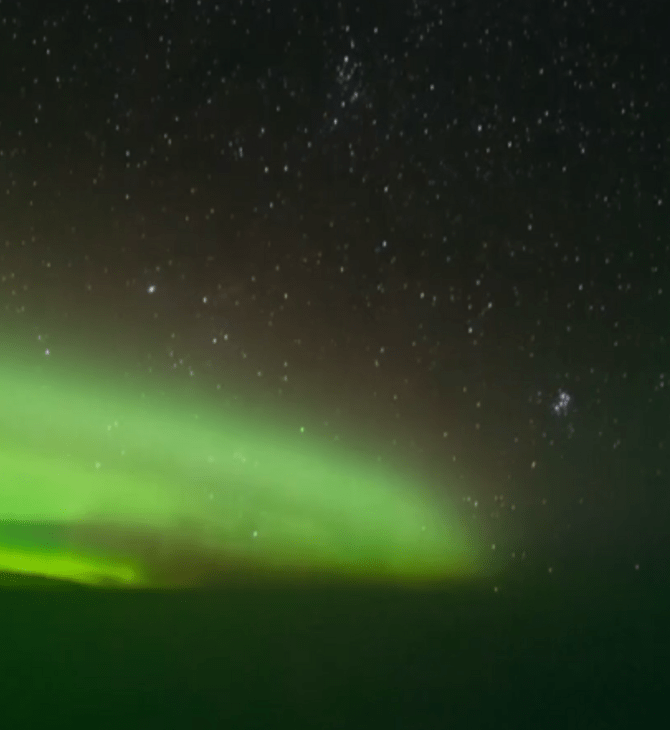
0,347,484,589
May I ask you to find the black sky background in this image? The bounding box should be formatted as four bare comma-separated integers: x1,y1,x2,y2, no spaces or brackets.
1,0,669,580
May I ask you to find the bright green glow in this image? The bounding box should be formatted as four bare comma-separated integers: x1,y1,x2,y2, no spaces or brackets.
0,542,142,586
0,352,483,589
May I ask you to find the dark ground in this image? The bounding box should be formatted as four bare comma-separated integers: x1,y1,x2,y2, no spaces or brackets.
1,568,666,729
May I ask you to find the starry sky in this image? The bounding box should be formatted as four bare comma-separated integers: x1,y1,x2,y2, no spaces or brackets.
1,0,668,584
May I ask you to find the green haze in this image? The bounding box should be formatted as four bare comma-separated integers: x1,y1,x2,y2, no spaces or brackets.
0,345,483,588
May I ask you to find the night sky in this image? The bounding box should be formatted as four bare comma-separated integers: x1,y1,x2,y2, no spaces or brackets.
1,0,668,586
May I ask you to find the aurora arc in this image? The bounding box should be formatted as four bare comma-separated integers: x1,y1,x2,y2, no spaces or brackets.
0,352,482,589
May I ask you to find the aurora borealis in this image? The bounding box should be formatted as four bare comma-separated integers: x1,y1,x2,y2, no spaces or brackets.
0,342,482,588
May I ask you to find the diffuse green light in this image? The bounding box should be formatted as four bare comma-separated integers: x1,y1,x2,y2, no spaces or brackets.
0,353,483,588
